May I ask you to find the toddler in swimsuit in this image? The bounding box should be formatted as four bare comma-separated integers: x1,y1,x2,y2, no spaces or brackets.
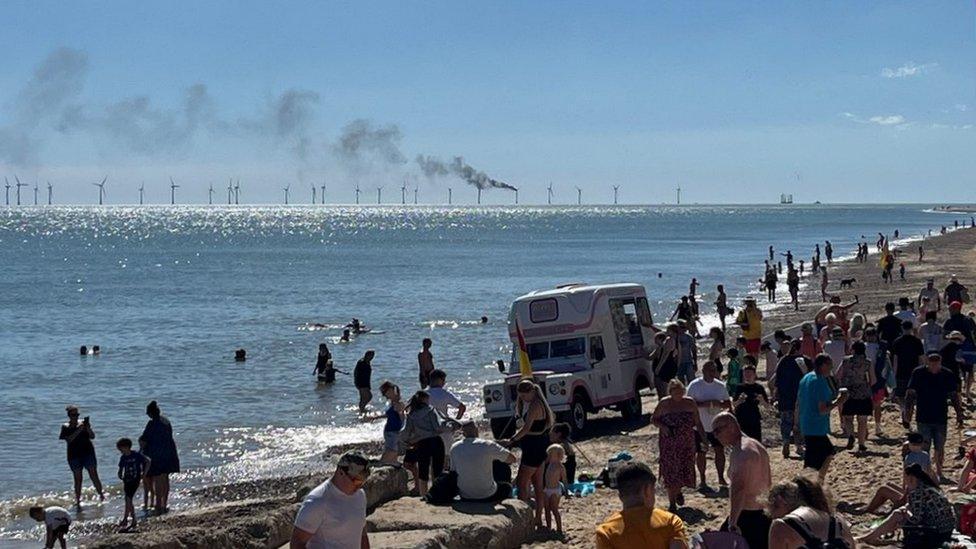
543,444,568,533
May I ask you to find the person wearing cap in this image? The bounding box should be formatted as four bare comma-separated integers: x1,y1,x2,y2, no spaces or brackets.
290,451,370,549
892,320,924,415
894,297,916,327
918,278,941,312
905,353,964,480
918,311,944,354
943,300,976,401
450,421,516,502
735,298,763,358
944,275,968,306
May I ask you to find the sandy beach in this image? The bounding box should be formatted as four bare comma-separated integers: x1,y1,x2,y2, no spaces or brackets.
76,221,976,548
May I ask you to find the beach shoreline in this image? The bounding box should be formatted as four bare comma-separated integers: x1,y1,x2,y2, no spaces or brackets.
18,215,976,548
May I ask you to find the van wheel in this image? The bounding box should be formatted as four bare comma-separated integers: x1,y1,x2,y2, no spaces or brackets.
490,417,516,439
620,393,642,420
566,399,588,433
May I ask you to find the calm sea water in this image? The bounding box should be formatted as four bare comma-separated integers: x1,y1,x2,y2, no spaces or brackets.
0,204,956,542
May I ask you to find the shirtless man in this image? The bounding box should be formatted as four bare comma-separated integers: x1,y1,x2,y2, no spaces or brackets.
713,412,772,549
418,338,435,389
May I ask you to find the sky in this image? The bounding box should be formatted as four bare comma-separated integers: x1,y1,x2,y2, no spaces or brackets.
0,1,974,205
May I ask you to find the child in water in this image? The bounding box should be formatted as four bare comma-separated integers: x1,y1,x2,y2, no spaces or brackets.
543,444,568,534
116,437,151,531
29,505,71,549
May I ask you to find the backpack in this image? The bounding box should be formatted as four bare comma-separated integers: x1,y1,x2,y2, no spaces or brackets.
782,515,850,549
423,470,458,505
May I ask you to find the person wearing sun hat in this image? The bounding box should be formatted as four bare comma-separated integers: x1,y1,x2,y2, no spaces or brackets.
290,451,370,549
735,297,763,358
943,301,976,401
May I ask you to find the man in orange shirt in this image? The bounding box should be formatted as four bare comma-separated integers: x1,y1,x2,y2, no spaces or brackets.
596,462,688,548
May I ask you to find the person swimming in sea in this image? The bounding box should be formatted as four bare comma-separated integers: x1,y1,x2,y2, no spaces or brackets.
339,329,352,343
347,318,368,334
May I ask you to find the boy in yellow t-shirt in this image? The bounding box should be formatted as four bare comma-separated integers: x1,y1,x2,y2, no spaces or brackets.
596,462,688,548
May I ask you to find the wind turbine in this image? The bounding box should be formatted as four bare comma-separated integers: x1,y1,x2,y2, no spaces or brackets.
547,182,553,205
413,186,418,204
612,185,620,205
3,178,10,206
476,187,482,205
46,181,53,205
33,182,38,205
281,184,289,205
234,180,241,204
575,186,582,206
311,185,316,204
514,188,519,205
376,186,383,204
676,186,681,205
14,176,27,206
401,181,407,204
355,184,361,205
227,178,233,204
320,181,326,205
139,183,145,205
93,176,107,205
208,183,214,205
448,187,452,205
169,177,180,205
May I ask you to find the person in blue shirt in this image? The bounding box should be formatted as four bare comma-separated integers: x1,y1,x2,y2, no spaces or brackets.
797,354,849,481
116,437,151,531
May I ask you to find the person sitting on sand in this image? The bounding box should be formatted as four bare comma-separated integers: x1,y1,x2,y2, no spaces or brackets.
651,379,703,511
290,451,370,549
450,421,516,503
857,463,955,546
864,432,936,514
713,413,771,549
29,505,71,549
767,475,854,549
595,461,688,549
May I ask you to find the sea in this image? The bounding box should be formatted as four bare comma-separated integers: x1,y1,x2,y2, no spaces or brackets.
0,203,961,543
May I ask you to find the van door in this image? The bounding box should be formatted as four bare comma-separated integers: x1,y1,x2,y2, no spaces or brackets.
608,298,645,397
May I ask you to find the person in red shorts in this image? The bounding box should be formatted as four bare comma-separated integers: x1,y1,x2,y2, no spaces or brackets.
736,297,763,358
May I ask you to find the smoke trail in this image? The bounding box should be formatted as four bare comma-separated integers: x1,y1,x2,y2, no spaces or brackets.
415,155,516,191
0,47,88,166
334,119,407,165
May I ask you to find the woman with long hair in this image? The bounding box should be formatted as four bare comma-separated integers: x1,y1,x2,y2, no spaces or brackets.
857,463,955,546
767,475,854,549
504,380,554,527
367,381,404,465
399,390,455,496
140,401,180,513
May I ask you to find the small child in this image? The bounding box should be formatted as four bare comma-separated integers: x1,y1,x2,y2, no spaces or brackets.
29,505,71,549
899,262,906,281
117,437,151,530
549,423,577,484
902,431,935,482
543,444,568,534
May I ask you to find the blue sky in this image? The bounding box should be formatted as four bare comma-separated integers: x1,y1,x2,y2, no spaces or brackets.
0,1,974,204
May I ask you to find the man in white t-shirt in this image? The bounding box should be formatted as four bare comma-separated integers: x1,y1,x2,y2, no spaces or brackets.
686,361,731,490
426,369,466,458
895,297,917,327
451,421,516,502
291,452,370,549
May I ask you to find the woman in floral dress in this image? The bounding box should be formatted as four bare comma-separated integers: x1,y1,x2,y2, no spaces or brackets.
651,379,705,511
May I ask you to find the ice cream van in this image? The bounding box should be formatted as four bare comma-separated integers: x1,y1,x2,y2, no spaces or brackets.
483,283,657,438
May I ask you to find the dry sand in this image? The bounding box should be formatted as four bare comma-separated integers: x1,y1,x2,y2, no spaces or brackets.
528,224,976,547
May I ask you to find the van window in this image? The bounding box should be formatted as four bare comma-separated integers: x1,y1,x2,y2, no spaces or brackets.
529,298,559,323
610,298,645,349
636,297,653,327
550,337,585,358
527,341,549,361
589,336,606,363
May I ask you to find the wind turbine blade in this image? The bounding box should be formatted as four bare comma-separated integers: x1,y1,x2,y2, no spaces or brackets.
101,176,108,185
15,175,22,185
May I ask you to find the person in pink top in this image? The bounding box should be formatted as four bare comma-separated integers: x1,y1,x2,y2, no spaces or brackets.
799,323,822,363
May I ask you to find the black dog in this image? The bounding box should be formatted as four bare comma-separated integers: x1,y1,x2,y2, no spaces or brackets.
840,278,856,289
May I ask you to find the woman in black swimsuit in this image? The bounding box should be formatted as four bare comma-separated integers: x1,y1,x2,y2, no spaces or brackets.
505,380,554,527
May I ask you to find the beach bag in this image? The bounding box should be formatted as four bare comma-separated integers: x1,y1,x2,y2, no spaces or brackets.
782,516,850,549
423,470,458,505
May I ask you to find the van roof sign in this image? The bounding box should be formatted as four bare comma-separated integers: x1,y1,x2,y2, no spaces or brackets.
529,298,559,323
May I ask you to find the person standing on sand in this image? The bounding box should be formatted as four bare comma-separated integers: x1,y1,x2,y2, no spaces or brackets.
905,353,964,481
651,329,678,398
943,300,976,401
59,405,105,508
770,340,805,458
687,362,730,491
918,311,944,353
876,301,902,346
892,320,924,418
290,451,370,549
731,361,768,442
417,338,434,389
426,369,466,459
786,265,799,311
713,413,771,549
798,323,822,364
735,297,762,358
501,380,554,528
140,401,180,514
836,342,875,454
824,241,833,264
675,320,697,384
354,350,375,414
651,379,703,512
918,278,941,311
819,268,828,302
595,462,688,549
714,285,730,331
797,355,848,481
764,267,778,303
945,275,968,305
918,244,924,262
864,327,891,437
689,277,699,297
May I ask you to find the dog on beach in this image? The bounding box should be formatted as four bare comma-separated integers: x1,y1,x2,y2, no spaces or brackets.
840,278,857,289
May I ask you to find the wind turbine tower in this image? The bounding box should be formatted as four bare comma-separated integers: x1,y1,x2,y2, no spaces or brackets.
514,188,519,205
448,188,452,205
401,181,407,205
14,176,27,206
93,176,107,205
355,184,361,205
33,182,38,205
208,183,214,205
3,178,10,206
169,177,180,205
283,184,290,205
413,186,418,204
227,179,233,204
234,180,241,204
476,187,482,205
311,185,316,204
576,186,582,206
547,182,553,205
139,183,145,205
320,181,326,205
613,185,620,205
676,186,681,205
47,182,53,205
376,186,383,204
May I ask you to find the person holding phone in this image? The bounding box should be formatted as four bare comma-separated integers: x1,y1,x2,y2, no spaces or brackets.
59,405,105,509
